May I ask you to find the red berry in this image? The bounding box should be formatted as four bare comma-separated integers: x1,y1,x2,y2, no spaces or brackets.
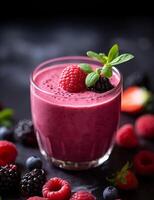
59,65,87,92
27,197,48,200
70,191,96,200
0,141,18,165
135,114,154,139
121,86,151,114
116,170,138,190
133,150,154,175
115,124,138,148
42,177,71,200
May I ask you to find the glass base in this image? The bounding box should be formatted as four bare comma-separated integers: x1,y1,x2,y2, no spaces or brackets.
36,131,113,170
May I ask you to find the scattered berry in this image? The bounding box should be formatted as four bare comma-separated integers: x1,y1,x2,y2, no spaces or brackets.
0,127,14,141
0,164,20,194
108,162,138,190
103,186,119,200
14,119,37,146
133,150,154,175
26,156,43,171
115,124,138,148
135,114,154,139
21,169,46,197
121,86,152,113
0,140,17,166
89,77,114,93
27,197,48,200
59,65,87,92
125,71,150,89
70,191,96,200
42,177,71,200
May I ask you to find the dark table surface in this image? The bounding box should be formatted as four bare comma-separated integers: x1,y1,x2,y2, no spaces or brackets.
0,16,154,200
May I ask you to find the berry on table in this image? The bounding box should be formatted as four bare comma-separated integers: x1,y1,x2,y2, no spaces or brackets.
42,177,71,200
121,86,152,114
115,124,138,148
135,114,154,139
0,140,18,166
59,65,87,93
103,186,119,200
133,150,154,175
70,191,96,200
21,169,46,197
26,156,43,171
0,127,14,141
14,119,37,146
108,162,138,190
0,164,20,194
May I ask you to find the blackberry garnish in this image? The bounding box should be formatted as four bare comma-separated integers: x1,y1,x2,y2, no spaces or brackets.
14,119,37,146
0,164,20,194
89,77,114,93
21,169,46,197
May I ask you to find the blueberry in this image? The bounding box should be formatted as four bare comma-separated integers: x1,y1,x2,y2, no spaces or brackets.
103,186,119,200
0,127,14,141
125,72,150,89
26,156,43,170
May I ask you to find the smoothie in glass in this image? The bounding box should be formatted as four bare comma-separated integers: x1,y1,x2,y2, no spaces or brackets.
30,56,122,170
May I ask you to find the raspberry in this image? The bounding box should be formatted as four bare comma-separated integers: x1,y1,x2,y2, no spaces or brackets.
42,177,71,200
135,114,154,139
0,140,18,166
70,191,96,200
27,197,48,200
59,65,87,92
115,124,138,148
133,150,154,175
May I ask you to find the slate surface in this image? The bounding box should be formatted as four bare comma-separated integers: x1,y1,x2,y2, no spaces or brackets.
0,16,154,200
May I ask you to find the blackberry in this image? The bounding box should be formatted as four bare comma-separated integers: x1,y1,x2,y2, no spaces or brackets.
21,169,46,197
14,119,37,146
0,164,20,194
89,77,114,93
125,71,150,89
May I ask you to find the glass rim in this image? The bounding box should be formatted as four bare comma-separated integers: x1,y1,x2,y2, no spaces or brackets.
30,56,123,98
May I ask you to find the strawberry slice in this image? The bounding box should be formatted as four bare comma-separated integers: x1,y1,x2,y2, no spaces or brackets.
121,86,152,113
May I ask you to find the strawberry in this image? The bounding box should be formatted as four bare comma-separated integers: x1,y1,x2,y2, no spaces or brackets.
121,86,152,113
108,162,138,190
133,150,154,175
59,65,87,92
115,124,138,148
135,114,154,139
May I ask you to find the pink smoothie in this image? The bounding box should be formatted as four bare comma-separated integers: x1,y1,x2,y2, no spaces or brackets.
31,63,121,163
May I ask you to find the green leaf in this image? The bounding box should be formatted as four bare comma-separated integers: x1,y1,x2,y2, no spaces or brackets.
108,44,119,62
0,120,13,128
99,53,108,64
101,66,112,78
79,63,93,74
87,51,100,60
85,72,99,87
0,108,14,122
110,53,134,65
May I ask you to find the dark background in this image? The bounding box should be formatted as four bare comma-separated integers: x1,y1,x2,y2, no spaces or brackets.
0,15,154,199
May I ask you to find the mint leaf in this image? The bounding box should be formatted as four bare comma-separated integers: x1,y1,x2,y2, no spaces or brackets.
0,108,14,121
101,66,112,78
99,53,108,64
85,72,99,87
108,44,119,62
110,53,134,65
79,63,93,74
0,120,13,128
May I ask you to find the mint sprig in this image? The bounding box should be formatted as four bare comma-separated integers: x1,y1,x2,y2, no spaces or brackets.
81,44,134,88
0,108,14,128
